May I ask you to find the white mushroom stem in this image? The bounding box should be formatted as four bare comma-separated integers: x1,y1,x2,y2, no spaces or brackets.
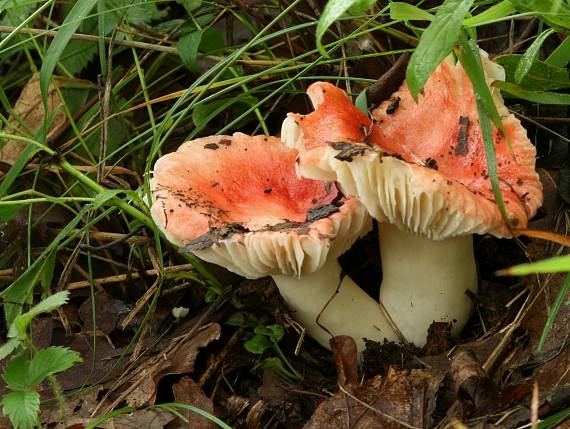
272,256,397,352
378,222,478,346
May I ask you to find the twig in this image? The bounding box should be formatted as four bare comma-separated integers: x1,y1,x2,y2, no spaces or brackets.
65,263,195,290
199,328,243,386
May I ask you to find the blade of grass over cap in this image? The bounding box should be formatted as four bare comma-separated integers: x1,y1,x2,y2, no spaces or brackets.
515,28,555,84
456,34,506,135
316,0,376,57
455,36,509,225
405,0,474,101
496,254,570,276
40,0,98,102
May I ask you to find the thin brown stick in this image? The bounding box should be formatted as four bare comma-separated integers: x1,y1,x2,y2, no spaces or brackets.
65,263,194,290
199,328,243,386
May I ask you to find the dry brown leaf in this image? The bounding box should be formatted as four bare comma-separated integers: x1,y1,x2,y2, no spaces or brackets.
171,376,217,429
122,323,221,407
306,367,444,429
0,73,91,164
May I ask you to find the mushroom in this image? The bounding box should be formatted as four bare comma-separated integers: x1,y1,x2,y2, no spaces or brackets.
281,55,543,346
150,133,398,350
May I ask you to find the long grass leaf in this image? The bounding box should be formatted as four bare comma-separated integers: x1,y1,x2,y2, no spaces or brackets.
514,28,555,84
497,254,570,276
316,0,375,57
390,2,433,21
406,0,474,100
537,273,570,351
494,81,570,104
40,0,98,101
463,0,515,27
545,35,570,67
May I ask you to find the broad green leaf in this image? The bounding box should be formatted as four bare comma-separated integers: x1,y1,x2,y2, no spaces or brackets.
0,338,20,361
27,346,82,386
2,353,30,390
60,40,98,75
40,0,98,101
496,55,570,91
390,2,433,21
511,0,570,31
1,390,39,429
252,357,290,377
244,334,272,354
254,324,284,343
500,254,570,276
406,0,475,100
177,31,202,72
537,273,570,351
316,0,376,56
199,28,225,54
0,205,22,222
176,0,202,14
225,312,259,328
9,291,70,339
545,35,570,67
463,0,515,27
514,28,555,84
354,88,368,114
494,81,570,104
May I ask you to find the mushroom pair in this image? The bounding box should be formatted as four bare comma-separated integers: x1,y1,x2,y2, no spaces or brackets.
150,54,542,351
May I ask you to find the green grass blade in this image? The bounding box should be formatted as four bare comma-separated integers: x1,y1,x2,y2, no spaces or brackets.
514,28,555,84
537,273,570,351
463,0,515,27
406,0,474,101
316,0,375,57
39,0,98,101
494,81,570,104
154,403,233,429
545,35,570,67
456,34,506,135
537,406,570,429
499,254,570,276
390,2,434,21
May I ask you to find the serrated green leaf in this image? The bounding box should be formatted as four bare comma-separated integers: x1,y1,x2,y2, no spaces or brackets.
176,0,202,14
27,346,82,386
244,334,272,354
2,353,30,390
494,81,570,104
354,88,368,114
390,2,434,21
316,0,375,57
496,55,570,91
9,291,70,339
406,0,475,100
514,28,555,84
2,390,39,429
60,40,98,75
177,31,202,72
463,0,515,27
0,338,20,361
40,0,98,101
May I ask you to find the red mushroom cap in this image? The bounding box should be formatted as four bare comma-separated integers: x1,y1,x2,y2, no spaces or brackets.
150,133,371,277
282,56,543,238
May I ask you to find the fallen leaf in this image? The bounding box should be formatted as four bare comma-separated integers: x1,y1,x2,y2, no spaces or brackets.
172,376,217,429
0,73,91,164
448,347,499,419
79,290,131,335
306,367,444,429
120,323,221,407
330,336,359,386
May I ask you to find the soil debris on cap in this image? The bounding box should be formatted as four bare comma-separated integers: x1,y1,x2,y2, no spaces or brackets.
204,143,220,150
181,223,250,251
328,141,368,162
385,96,401,114
306,203,341,222
454,116,470,156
